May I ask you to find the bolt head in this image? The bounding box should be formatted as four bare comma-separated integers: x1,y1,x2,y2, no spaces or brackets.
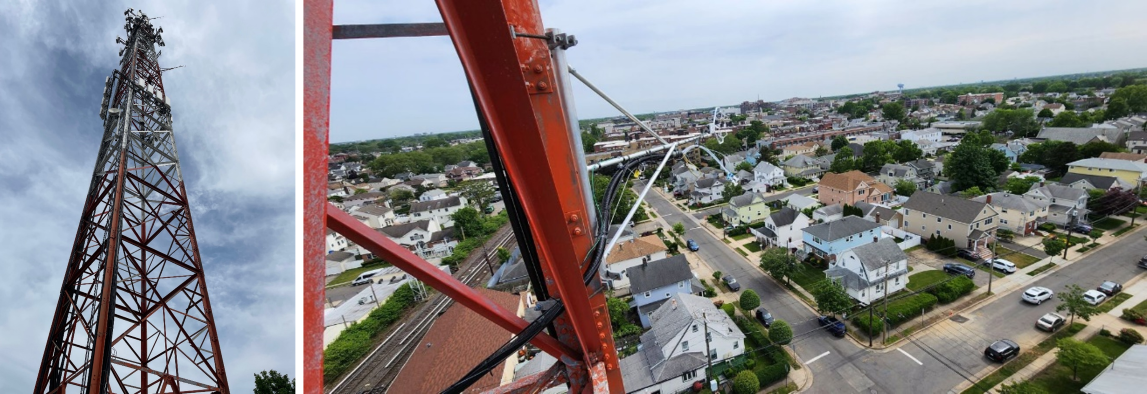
537,82,548,90
532,65,544,74
573,227,583,235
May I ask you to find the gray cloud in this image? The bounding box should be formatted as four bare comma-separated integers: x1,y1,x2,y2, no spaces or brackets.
0,1,294,392
329,0,1147,142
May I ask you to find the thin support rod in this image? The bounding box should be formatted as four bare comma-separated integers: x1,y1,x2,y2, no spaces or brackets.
568,66,668,145
551,28,596,232
601,144,676,264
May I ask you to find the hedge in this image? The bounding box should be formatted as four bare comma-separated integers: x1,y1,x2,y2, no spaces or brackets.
756,363,789,387
1119,328,1145,345
852,314,884,336
721,303,736,318
925,235,957,257
324,283,417,382
929,276,975,304
851,293,939,336
734,316,770,347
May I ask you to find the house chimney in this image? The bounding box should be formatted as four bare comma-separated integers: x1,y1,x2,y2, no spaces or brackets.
986,194,992,204
875,213,881,223
1040,181,1045,187
671,298,678,309
873,236,878,243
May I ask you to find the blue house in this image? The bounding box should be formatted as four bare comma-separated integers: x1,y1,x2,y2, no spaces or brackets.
991,143,1019,163
627,254,703,328
801,216,885,262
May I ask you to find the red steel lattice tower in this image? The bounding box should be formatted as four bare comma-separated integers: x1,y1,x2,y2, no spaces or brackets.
36,9,229,394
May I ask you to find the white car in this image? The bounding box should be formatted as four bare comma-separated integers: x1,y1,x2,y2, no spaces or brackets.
1022,286,1054,305
989,258,1017,274
1083,290,1107,306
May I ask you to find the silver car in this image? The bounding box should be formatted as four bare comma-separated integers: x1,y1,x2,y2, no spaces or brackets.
1021,286,1053,305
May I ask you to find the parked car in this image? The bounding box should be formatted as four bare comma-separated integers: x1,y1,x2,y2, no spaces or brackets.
1139,254,1147,269
984,258,1016,274
818,315,847,338
484,205,495,214
1083,290,1107,306
755,307,775,328
686,239,699,251
943,263,976,278
1098,281,1123,296
723,276,741,291
956,249,978,261
351,269,384,286
1068,223,1093,233
1035,313,1066,332
984,339,1021,362
1021,286,1053,305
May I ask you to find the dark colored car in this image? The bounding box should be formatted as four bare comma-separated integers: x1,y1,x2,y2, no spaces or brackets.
686,239,699,251
818,316,847,338
723,276,741,291
1139,254,1147,269
985,339,1020,362
755,307,775,328
1068,223,1093,233
956,249,978,261
943,263,976,278
1098,281,1123,296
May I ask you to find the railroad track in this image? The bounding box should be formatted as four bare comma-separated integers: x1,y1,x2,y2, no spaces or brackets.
329,228,517,394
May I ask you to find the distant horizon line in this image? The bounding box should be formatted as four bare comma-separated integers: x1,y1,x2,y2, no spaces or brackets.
331,65,1147,145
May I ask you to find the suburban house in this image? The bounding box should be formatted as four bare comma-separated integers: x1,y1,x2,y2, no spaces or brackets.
620,293,746,394
1066,158,1147,187
781,142,818,157
722,152,747,170
785,193,820,212
1025,183,1090,227
377,220,458,260
327,183,348,198
971,192,1050,236
825,238,909,305
817,170,894,206
445,166,484,182
748,161,786,192
906,159,941,183
781,154,826,178
1036,127,1125,146
628,255,703,328
801,216,884,261
325,251,361,277
671,163,701,192
411,173,450,187
875,164,924,189
689,177,725,205
900,128,942,144
722,192,770,226
326,230,348,252
854,202,901,228
342,191,388,208
991,143,1020,162
900,191,999,259
349,204,396,229
1125,130,1147,154
409,196,468,228
812,204,844,223
602,235,670,295
1060,173,1133,192
418,188,448,201
752,207,810,250
1098,152,1147,163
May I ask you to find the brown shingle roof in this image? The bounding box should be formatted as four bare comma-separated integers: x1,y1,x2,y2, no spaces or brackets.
819,170,877,192
606,235,669,264
390,288,520,393
1099,152,1147,162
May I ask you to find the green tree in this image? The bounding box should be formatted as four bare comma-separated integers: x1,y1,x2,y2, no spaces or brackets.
955,108,967,120
759,248,798,286
1056,284,1100,325
829,147,856,173
882,102,906,123
947,142,999,191
812,279,852,317
591,174,647,224
769,319,793,345
814,145,829,157
1020,140,1079,176
732,370,760,394
712,271,723,281
254,370,295,394
580,132,598,153
1047,81,1069,93
894,140,923,163
1110,84,1147,113
1048,111,1087,127
981,108,1041,138
606,297,629,328
673,222,686,236
959,186,985,198
422,136,449,149
328,195,344,203
1032,81,1049,93
739,289,761,310
894,179,917,197
1004,176,1041,195
452,207,484,239
860,140,896,172
941,91,959,104
723,181,745,203
1037,108,1054,118
735,161,754,172
1078,140,1123,159
1056,337,1108,381
389,188,415,205
998,381,1049,394
459,180,496,210
1106,97,1130,120
831,135,850,151
1042,236,1066,257
495,247,511,263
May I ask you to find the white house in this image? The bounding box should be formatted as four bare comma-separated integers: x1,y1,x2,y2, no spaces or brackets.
419,188,449,201
325,251,361,277
628,255,702,328
326,230,348,252
825,238,909,305
1025,183,1090,227
784,194,820,212
620,293,746,394
812,204,844,223
342,191,388,208
377,220,458,260
752,207,810,250
749,161,786,193
900,128,942,144
689,177,725,205
602,235,670,295
409,196,468,228
349,204,396,229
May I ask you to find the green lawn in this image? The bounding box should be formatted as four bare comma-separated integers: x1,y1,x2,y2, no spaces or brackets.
1128,298,1147,316
1028,262,1057,276
906,270,950,291
736,248,749,257
744,242,762,253
1026,335,1131,394
732,233,752,241
1097,293,1134,314
790,262,827,292
1093,217,1127,230
996,246,1041,269
329,264,390,286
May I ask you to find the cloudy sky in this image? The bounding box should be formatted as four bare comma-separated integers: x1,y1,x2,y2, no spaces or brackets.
0,1,294,392
329,0,1147,143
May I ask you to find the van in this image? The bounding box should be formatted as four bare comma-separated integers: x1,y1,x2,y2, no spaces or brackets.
352,269,384,286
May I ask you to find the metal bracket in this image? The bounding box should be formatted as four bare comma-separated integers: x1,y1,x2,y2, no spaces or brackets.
522,58,554,95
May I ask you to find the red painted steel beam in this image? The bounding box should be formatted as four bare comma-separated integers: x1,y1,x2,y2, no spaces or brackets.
485,360,567,394
327,205,577,360
302,0,332,392
436,0,622,391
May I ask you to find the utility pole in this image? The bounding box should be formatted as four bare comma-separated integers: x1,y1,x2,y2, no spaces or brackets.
881,258,890,345
370,282,381,306
867,302,874,347
989,237,998,294
1064,209,1077,260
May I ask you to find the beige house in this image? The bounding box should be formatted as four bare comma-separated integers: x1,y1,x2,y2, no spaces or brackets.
602,235,670,295
971,192,1049,236
901,191,999,259
722,192,770,226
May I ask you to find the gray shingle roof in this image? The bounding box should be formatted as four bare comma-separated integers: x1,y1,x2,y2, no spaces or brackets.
353,204,393,216
971,192,1050,213
848,238,907,271
694,177,721,189
902,191,991,223
783,154,818,168
326,251,355,262
1037,127,1123,145
880,163,912,177
803,216,881,242
729,192,760,208
377,220,433,238
1027,183,1088,201
1068,158,1147,173
770,207,800,227
409,196,464,213
1061,173,1123,189
627,254,693,294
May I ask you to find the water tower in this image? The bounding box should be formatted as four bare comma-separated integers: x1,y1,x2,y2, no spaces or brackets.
898,83,905,95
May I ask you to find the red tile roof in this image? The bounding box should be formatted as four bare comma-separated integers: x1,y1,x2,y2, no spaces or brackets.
390,288,521,393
